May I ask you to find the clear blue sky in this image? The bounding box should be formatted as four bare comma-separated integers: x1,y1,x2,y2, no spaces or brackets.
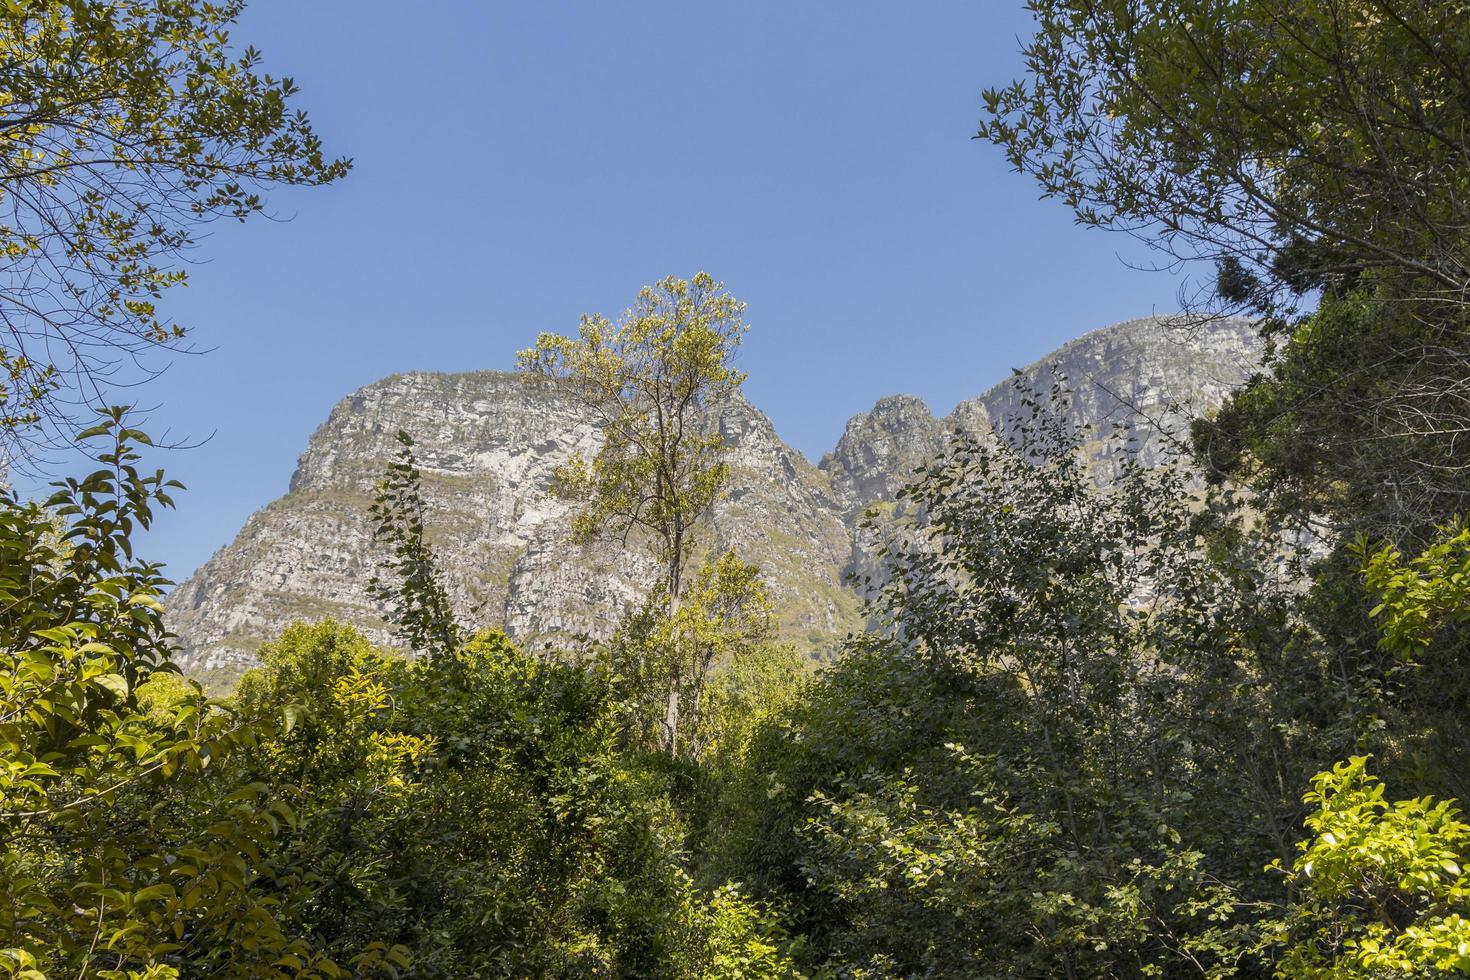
115,1,1189,581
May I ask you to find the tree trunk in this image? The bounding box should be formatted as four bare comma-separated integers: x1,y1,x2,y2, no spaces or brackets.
687,642,715,759
659,539,683,755
662,675,680,756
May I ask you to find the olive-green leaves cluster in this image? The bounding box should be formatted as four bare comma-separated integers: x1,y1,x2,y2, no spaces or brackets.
604,549,785,761
229,622,795,978
518,272,747,601
0,0,348,452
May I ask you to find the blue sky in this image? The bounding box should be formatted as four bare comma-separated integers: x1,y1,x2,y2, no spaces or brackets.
109,1,1189,581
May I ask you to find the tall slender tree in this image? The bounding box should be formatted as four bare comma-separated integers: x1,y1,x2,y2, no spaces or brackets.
518,271,748,752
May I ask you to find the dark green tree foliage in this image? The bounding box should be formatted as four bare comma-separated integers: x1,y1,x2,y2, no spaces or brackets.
978,0,1470,322
979,0,1470,544
978,3,1470,869
1193,290,1470,544
717,385,1362,977
232,622,790,977
367,432,464,660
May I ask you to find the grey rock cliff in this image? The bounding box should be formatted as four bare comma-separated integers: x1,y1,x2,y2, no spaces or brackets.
819,315,1262,517
167,315,1262,682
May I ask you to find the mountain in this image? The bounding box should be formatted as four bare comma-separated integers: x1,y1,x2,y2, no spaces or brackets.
166,315,1262,684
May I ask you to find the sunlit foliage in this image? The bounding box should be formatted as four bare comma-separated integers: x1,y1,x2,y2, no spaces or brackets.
0,1,347,454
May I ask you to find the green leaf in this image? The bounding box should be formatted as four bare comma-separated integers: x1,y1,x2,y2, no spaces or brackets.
94,673,130,698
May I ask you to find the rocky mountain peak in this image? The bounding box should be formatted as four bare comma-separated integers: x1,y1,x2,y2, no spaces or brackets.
166,315,1264,686
821,394,940,516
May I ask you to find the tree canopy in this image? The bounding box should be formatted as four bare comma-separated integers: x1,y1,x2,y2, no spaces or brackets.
0,0,347,458
979,0,1470,322
11,0,1470,974
517,271,748,604
981,0,1470,544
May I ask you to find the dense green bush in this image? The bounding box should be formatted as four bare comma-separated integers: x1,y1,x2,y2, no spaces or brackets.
0,419,796,978
714,393,1364,978
230,620,795,977
0,415,344,978
11,402,1470,978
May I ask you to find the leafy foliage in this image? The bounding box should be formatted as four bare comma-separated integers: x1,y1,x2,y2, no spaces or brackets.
517,269,746,592
974,19,1470,975
983,0,1470,553
1273,757,1470,978
1361,523,1470,661
1193,290,1470,546
367,431,464,660
0,412,341,978
519,271,755,753
13,2,1470,970
607,549,781,760
516,272,747,598
1261,511,1470,978
978,0,1470,322
0,416,803,976
232,622,797,977
0,0,347,453
715,384,1345,977
293,442,799,976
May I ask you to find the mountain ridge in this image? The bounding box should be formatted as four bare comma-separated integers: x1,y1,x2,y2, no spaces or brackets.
166,314,1263,683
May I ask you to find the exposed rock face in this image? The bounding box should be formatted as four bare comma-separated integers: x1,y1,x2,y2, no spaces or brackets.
167,315,1262,682
822,395,941,517
819,315,1263,518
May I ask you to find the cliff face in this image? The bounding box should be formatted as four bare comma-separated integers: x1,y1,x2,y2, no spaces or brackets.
166,315,1262,681
819,316,1263,517
166,372,859,679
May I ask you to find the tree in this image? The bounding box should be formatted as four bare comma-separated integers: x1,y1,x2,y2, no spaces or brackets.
1190,288,1470,545
0,413,347,977
0,0,348,459
518,272,749,753
1351,524,1470,803
2,413,796,977
716,383,1345,977
978,0,1470,323
606,549,779,759
980,1,1470,542
367,432,464,661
